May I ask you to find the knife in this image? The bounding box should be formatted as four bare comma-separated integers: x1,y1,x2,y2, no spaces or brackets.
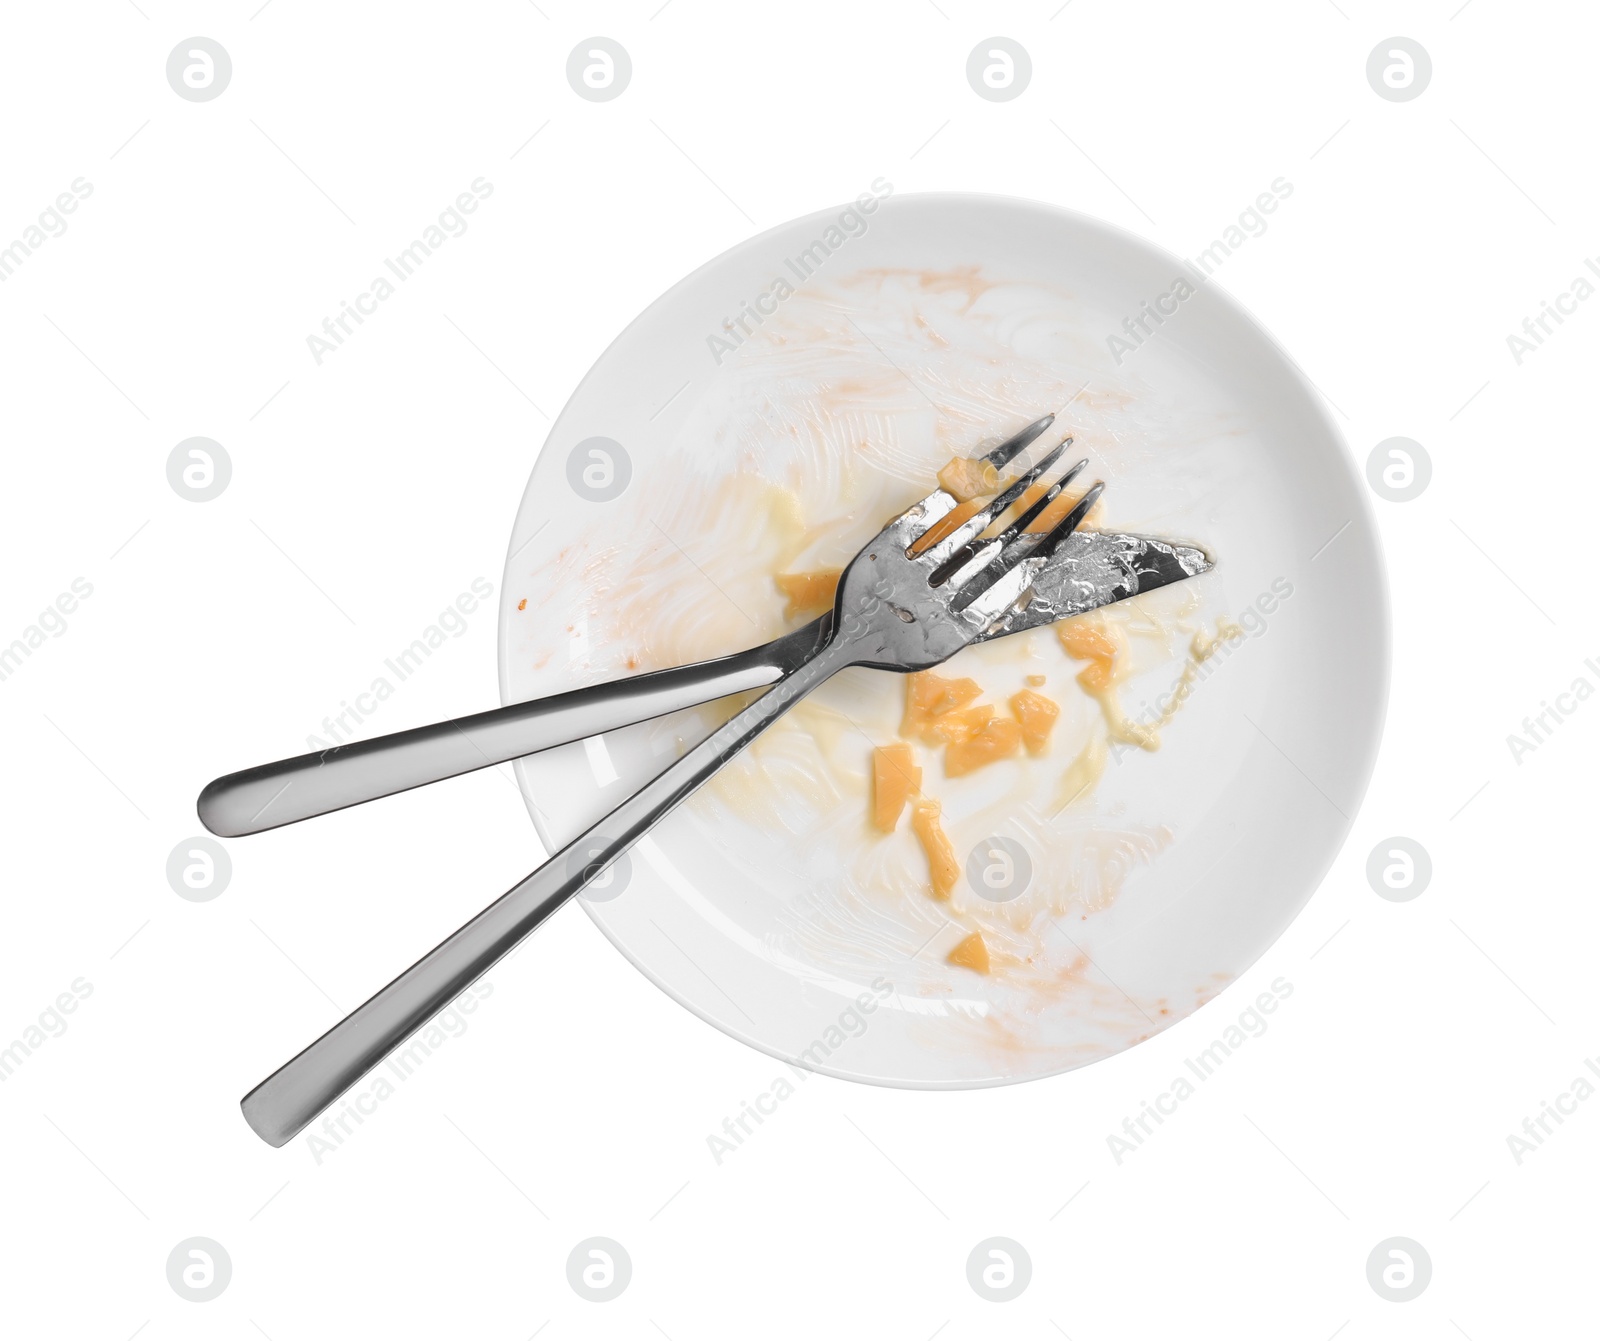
197,530,1210,838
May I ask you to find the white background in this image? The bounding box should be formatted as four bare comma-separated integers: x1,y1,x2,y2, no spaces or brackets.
2,1,1596,1336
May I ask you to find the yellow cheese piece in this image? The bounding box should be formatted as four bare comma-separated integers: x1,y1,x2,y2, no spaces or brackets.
1058,621,1116,662
946,932,990,974
944,716,1023,777
871,743,920,832
911,799,960,900
937,456,999,502
1059,620,1117,696
1009,689,1061,755
925,703,997,746
774,569,840,619
901,671,984,741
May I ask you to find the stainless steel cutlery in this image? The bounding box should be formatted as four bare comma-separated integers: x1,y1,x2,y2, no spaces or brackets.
200,412,1213,1146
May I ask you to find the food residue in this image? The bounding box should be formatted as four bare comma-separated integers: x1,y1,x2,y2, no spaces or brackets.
775,569,841,620
1009,689,1060,755
901,671,983,740
528,270,1236,1033
937,455,999,502
867,577,1219,963
911,798,960,900
1058,620,1117,682
924,703,995,746
944,715,1022,777
946,931,990,974
871,743,920,832
1060,618,1158,751
912,496,987,554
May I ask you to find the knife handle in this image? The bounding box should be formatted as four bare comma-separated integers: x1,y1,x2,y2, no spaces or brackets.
196,617,830,838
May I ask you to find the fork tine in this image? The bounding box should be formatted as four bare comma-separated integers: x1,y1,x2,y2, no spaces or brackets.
1032,481,1105,558
885,411,1059,551
951,478,1106,614
986,455,1087,546
916,438,1070,565
982,412,1055,471
932,455,1087,588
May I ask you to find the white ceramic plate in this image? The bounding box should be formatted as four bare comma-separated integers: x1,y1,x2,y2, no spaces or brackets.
498,192,1387,1088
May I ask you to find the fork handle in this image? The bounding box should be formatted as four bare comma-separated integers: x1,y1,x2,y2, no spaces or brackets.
197,617,831,838
239,635,857,1147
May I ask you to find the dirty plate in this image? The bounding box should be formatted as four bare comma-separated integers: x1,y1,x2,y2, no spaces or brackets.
497,192,1387,1087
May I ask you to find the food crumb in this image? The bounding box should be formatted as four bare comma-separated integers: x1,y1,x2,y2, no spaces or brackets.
1058,619,1116,664
944,715,1023,777
1009,689,1060,756
517,598,527,611
871,743,920,832
911,798,960,900
774,570,840,620
937,455,999,502
902,671,983,740
947,931,990,974
1076,659,1113,694
925,703,996,745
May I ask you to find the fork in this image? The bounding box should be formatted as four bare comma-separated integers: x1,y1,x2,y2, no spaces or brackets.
198,414,1063,839
240,422,1104,1146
